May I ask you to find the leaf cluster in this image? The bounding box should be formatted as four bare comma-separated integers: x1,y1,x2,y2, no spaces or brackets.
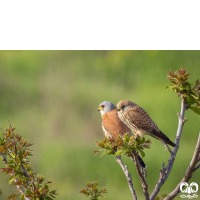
79,181,107,200
93,134,151,158
0,126,57,200
166,68,200,114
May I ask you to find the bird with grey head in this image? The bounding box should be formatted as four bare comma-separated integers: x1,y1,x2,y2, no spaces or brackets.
98,100,146,168
98,101,116,117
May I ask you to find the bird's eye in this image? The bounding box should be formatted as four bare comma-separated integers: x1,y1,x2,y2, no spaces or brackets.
122,105,125,109
102,105,105,108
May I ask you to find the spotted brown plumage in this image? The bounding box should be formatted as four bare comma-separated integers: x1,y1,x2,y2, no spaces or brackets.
98,101,146,168
117,100,176,155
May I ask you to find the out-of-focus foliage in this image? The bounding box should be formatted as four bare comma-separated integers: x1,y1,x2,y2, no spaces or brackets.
0,126,57,200
79,181,107,200
0,51,200,200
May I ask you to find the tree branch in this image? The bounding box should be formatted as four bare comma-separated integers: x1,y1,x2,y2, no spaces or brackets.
150,97,186,200
116,156,137,200
131,152,149,200
193,162,200,172
164,132,200,200
0,152,30,200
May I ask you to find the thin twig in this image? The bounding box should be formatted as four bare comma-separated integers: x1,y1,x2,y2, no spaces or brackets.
116,156,137,200
150,97,186,200
193,162,200,172
0,152,30,200
130,154,147,177
164,132,200,200
197,154,200,162
131,152,149,200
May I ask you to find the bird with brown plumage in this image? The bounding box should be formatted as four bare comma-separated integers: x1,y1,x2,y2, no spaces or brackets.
117,100,176,155
98,101,146,168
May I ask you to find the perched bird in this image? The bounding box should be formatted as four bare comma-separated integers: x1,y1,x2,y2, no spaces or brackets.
117,100,176,155
98,101,146,168
98,101,130,139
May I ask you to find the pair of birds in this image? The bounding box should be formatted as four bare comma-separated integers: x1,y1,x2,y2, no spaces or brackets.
98,100,176,168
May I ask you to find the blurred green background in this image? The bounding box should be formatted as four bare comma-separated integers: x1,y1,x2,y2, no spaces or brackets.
0,51,200,200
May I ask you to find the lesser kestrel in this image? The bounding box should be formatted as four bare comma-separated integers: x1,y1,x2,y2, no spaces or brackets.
98,101,146,168
117,100,176,155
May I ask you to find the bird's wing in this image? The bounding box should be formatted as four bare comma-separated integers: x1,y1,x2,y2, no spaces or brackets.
102,108,131,138
126,105,157,133
102,123,113,139
126,105,175,147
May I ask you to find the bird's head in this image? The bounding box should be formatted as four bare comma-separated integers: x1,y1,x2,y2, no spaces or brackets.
117,100,135,112
98,101,116,117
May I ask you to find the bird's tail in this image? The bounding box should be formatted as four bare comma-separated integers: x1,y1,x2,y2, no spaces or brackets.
137,154,146,169
165,137,176,147
150,130,176,147
130,153,146,168
130,153,147,177
158,131,176,147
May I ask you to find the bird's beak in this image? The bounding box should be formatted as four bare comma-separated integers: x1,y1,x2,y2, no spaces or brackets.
117,107,121,111
98,107,102,111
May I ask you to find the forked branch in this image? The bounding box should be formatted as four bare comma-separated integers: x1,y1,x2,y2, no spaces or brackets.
164,132,200,200
150,97,186,200
132,152,149,200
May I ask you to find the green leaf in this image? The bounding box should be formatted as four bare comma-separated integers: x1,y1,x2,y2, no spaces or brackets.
25,189,32,195
195,79,199,86
100,151,106,158
138,149,145,158
20,194,24,200
191,94,199,100
9,176,15,186
179,86,185,91
49,194,56,198
123,133,130,143
106,150,114,155
45,196,54,200
115,150,123,156
185,85,191,91
186,96,194,105
190,106,200,115
141,137,145,144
